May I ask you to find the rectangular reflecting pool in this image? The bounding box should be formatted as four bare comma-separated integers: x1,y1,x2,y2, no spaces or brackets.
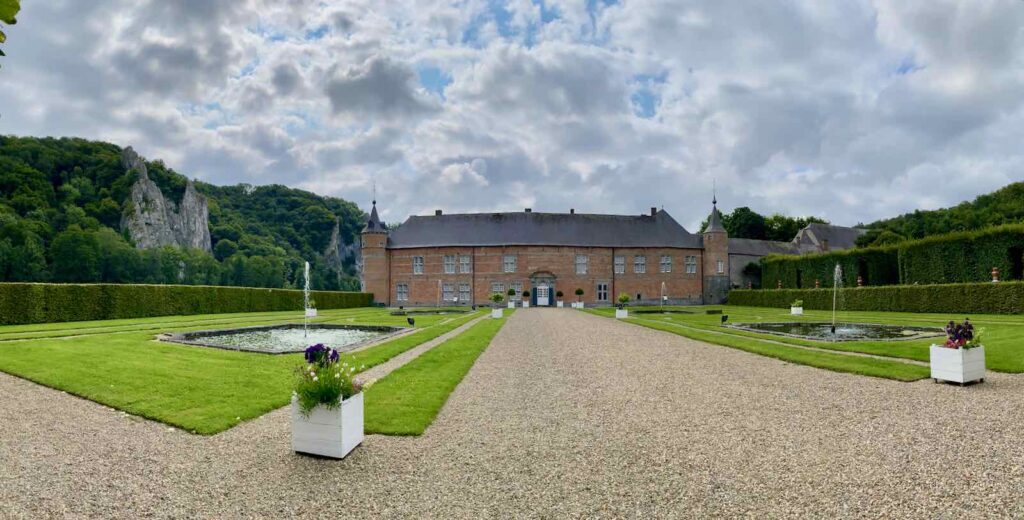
726,322,943,342
163,324,406,354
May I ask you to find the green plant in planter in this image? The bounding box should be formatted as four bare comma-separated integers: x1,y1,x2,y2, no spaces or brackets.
294,344,363,416
522,290,530,299
575,288,584,301
490,293,504,308
617,293,631,309
507,288,516,299
556,290,564,300
791,299,803,307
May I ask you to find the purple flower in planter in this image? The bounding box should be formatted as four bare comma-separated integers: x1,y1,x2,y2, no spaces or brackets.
304,344,338,366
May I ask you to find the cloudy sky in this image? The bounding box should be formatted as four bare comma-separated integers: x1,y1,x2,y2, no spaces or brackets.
1,0,1022,230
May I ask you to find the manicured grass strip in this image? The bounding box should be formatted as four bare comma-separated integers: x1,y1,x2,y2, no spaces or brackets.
589,305,1024,373
0,311,483,435
342,312,483,370
621,316,930,382
365,313,509,435
0,307,391,341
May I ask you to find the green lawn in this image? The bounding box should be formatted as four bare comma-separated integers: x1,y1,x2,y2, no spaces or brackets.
365,312,510,435
587,304,1024,380
0,308,481,434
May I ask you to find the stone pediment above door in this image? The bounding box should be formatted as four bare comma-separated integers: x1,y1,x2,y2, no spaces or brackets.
529,271,556,282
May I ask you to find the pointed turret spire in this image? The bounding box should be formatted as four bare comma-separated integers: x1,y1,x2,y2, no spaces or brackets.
362,199,387,234
705,190,725,234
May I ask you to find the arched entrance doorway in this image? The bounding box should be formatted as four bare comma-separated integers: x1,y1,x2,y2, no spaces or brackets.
529,271,557,307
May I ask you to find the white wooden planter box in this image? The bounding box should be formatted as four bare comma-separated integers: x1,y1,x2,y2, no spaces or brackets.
930,345,985,384
491,308,503,319
522,302,529,309
790,306,803,316
305,308,318,318
575,302,585,309
556,301,564,308
615,309,628,319
508,301,515,309
292,392,364,459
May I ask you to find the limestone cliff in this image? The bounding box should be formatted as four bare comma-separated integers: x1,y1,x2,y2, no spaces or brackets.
120,147,212,252
323,218,361,276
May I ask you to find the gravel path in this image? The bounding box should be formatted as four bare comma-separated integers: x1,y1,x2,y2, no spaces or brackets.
3,309,1024,518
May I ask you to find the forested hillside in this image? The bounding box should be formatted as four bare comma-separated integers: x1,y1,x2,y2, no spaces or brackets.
856,182,1024,247
0,136,364,290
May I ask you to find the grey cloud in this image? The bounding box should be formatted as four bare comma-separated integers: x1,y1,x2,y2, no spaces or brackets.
272,64,303,96
324,56,439,119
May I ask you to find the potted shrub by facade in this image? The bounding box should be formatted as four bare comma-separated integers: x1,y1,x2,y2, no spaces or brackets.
507,288,516,309
292,345,365,459
556,290,564,308
522,290,531,308
615,293,630,319
490,293,504,319
790,299,803,316
930,319,985,385
574,288,585,309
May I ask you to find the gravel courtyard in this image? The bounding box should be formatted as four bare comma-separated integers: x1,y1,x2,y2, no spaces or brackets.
3,309,1024,518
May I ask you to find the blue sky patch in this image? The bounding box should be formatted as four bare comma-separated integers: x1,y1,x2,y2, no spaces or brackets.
417,66,453,99
305,25,329,41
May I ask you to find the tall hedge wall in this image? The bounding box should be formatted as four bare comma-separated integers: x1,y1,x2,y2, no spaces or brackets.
761,224,1024,288
898,225,1024,285
728,282,1024,315
761,246,900,289
0,283,373,325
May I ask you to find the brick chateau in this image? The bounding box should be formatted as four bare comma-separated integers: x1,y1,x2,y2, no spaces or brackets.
360,199,865,307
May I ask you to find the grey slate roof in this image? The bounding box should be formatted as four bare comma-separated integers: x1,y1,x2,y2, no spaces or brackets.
792,223,867,251
728,238,799,256
386,210,702,249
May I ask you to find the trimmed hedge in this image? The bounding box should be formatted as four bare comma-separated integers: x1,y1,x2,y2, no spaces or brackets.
761,246,900,289
0,283,373,325
762,224,1024,288
728,281,1024,315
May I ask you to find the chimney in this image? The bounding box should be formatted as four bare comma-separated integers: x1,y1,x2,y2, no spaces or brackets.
435,209,443,216
650,207,657,217
570,208,575,214
525,208,532,213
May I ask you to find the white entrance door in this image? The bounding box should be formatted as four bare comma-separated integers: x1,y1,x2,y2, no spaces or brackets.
536,284,550,306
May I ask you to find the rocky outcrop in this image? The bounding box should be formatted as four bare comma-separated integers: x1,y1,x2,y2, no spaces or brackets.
323,218,361,276
120,147,212,252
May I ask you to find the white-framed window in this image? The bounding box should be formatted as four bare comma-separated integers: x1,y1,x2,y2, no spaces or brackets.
459,254,472,273
442,283,454,301
412,256,424,275
512,281,523,298
443,255,456,274
597,282,609,301
614,256,625,274
575,254,588,275
634,255,646,274
459,283,471,302
396,283,409,301
491,282,505,296
660,255,672,273
685,255,698,274
503,254,517,273
717,259,725,274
